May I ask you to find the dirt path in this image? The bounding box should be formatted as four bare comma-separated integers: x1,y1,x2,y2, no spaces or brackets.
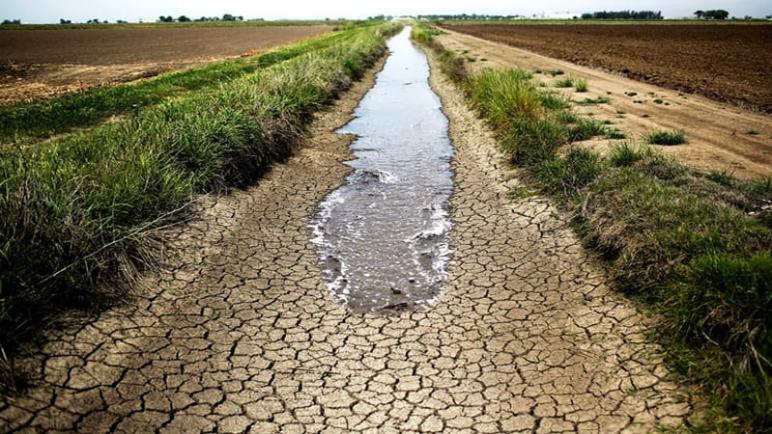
1,47,695,433
437,29,772,179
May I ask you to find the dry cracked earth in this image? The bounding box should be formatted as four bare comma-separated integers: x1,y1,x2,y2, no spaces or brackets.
0,49,697,433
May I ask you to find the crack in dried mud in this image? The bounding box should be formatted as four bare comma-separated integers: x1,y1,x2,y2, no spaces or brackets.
0,46,696,433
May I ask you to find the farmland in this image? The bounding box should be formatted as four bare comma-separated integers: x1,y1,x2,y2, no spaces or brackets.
441,23,772,114
0,25,330,103
1,16,771,434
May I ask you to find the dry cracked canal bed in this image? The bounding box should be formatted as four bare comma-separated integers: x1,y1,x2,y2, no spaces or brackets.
1,29,696,433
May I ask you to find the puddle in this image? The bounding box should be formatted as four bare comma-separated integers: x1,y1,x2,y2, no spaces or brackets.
311,27,454,314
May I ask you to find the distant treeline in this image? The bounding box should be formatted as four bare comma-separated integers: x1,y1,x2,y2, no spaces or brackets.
158,14,248,23
1,19,21,25
694,9,730,19
417,14,522,21
581,10,663,20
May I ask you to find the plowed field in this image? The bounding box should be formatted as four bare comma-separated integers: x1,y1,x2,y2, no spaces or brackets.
442,23,772,114
0,25,330,103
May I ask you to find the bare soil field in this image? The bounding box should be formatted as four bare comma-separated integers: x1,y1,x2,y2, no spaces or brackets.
442,23,772,114
0,25,330,103
436,28,772,179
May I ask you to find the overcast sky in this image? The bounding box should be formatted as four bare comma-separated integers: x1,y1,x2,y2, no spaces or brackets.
2,0,770,23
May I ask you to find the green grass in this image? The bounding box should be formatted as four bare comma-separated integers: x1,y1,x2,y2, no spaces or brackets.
414,24,772,432
566,118,607,141
575,96,610,105
554,77,575,88
604,128,627,139
574,78,588,92
0,23,402,373
0,28,361,143
647,129,687,145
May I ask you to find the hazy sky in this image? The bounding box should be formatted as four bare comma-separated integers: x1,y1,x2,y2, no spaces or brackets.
2,0,770,23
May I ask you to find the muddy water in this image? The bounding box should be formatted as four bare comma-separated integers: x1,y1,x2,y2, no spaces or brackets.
312,27,454,314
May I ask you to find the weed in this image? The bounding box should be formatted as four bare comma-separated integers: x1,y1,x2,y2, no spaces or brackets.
574,78,588,92
625,91,638,97
554,77,574,88
576,96,609,105
604,129,627,140
537,148,603,197
547,69,565,76
507,186,535,199
647,129,686,145
608,142,652,167
567,118,606,142
706,171,737,187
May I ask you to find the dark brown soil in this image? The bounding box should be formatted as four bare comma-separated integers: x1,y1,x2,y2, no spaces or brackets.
442,24,772,114
0,26,330,103
0,26,330,65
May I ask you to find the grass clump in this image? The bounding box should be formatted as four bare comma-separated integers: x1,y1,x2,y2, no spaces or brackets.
469,68,568,165
0,23,400,367
547,69,565,76
554,77,574,88
608,143,652,167
576,96,609,105
647,129,687,145
566,118,606,142
574,78,588,92
603,129,627,140
537,148,603,197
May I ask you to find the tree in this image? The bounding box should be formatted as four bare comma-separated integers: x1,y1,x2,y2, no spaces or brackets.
177,15,191,22
694,10,704,19
59,18,71,24
86,18,100,24
222,13,237,21
2,19,21,25
158,15,173,23
703,9,729,20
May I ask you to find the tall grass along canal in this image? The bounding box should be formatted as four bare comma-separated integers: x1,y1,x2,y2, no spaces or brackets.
312,27,454,314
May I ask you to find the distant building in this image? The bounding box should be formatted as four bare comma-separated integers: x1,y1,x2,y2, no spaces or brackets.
533,10,575,19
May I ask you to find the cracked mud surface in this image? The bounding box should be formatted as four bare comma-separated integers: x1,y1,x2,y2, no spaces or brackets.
0,47,696,433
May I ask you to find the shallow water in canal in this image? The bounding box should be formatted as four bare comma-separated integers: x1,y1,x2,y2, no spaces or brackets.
311,27,454,314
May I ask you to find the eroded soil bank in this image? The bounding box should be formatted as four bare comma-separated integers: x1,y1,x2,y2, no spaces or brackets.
0,36,696,433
